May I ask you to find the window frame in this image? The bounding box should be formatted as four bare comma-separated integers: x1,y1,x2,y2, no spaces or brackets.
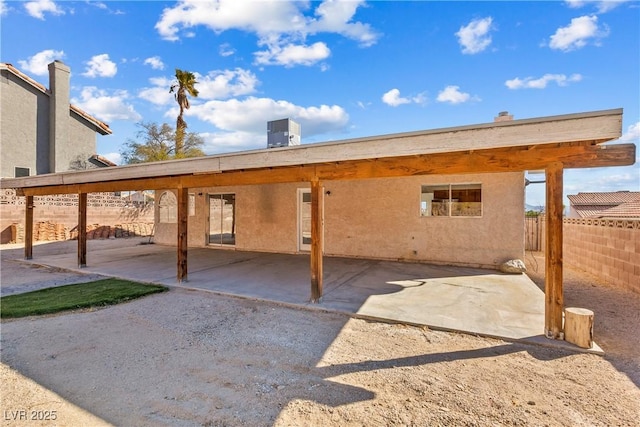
158,191,177,223
420,183,483,218
14,167,30,177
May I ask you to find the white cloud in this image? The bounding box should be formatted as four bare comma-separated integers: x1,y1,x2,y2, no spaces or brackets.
549,15,608,51
184,96,347,147
72,86,141,122
187,97,350,154
0,1,9,16
155,0,300,41
155,0,378,67
101,152,122,165
219,43,235,57
17,49,65,75
138,77,175,106
82,54,117,78
91,2,107,10
255,41,330,67
199,130,264,154
139,68,260,107
505,73,583,89
143,56,165,70
456,17,493,54
565,0,630,13
24,0,64,19
381,88,426,107
382,89,410,107
196,68,260,99
436,85,476,104
619,121,640,143
307,0,378,47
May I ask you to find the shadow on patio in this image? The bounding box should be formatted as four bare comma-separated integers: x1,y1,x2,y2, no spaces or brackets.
10,238,552,343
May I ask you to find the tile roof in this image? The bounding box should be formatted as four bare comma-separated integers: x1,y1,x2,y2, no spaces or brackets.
571,205,610,218
567,191,640,206
0,62,112,135
595,198,640,218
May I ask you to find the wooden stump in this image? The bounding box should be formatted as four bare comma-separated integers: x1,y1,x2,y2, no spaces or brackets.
564,307,594,349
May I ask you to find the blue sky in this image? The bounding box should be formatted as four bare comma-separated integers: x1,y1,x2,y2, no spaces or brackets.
1,0,638,206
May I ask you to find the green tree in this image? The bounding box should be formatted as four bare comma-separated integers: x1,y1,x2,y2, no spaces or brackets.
121,122,205,164
169,69,199,158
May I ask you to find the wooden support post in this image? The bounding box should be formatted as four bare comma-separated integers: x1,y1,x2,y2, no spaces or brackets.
177,187,188,283
24,195,34,260
78,192,87,267
310,179,324,303
545,163,564,339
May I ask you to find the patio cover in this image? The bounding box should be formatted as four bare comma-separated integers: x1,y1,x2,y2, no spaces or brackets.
1,108,635,339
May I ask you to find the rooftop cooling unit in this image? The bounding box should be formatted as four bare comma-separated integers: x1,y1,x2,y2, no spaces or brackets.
267,118,301,148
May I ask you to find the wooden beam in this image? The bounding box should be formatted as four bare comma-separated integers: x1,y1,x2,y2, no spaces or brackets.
16,143,635,197
177,187,188,283
545,163,564,339
3,108,622,192
78,192,87,268
310,179,324,303
24,195,34,260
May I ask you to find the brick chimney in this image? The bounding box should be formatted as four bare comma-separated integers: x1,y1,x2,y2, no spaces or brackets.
48,60,71,173
494,111,514,122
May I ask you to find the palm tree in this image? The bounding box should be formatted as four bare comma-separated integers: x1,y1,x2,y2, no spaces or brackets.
169,69,199,158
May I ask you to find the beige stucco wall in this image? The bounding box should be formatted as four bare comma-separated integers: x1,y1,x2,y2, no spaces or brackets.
323,173,524,267
154,172,524,269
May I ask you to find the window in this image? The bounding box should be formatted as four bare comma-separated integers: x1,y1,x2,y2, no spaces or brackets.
158,191,177,223
421,184,482,217
15,167,30,177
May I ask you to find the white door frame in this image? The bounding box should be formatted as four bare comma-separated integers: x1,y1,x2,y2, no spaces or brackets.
297,188,312,252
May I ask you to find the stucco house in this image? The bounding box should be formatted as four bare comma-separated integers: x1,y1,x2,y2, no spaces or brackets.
153,164,523,270
1,108,634,339
0,61,111,178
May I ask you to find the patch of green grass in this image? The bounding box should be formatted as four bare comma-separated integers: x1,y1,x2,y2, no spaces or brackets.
0,279,168,319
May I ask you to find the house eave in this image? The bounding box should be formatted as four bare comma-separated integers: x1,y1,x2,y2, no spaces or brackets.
0,108,628,193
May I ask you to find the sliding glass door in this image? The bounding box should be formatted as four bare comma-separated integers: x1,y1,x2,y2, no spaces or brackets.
209,193,236,246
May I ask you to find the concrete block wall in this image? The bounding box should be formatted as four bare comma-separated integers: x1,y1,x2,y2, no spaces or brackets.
1,189,154,243
563,218,640,294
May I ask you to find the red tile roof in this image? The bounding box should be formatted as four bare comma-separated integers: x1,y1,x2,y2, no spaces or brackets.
595,198,640,218
567,191,640,206
1,63,112,135
571,205,610,218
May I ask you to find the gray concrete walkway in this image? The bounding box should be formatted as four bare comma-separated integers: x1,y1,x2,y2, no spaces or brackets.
2,239,600,352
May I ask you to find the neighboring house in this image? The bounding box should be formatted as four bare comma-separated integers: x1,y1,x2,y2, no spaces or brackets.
0,61,111,178
567,191,640,219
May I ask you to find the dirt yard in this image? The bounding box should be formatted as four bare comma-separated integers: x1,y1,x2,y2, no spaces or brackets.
1,241,639,426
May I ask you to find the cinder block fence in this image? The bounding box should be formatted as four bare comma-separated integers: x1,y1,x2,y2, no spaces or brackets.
1,189,154,244
527,216,639,294
563,218,640,294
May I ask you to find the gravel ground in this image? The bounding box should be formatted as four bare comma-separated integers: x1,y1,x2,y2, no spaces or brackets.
1,241,639,426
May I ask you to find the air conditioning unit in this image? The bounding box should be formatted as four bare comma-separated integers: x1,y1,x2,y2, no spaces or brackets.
267,118,301,148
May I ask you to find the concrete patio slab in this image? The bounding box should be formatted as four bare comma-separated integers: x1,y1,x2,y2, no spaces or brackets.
3,239,602,353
